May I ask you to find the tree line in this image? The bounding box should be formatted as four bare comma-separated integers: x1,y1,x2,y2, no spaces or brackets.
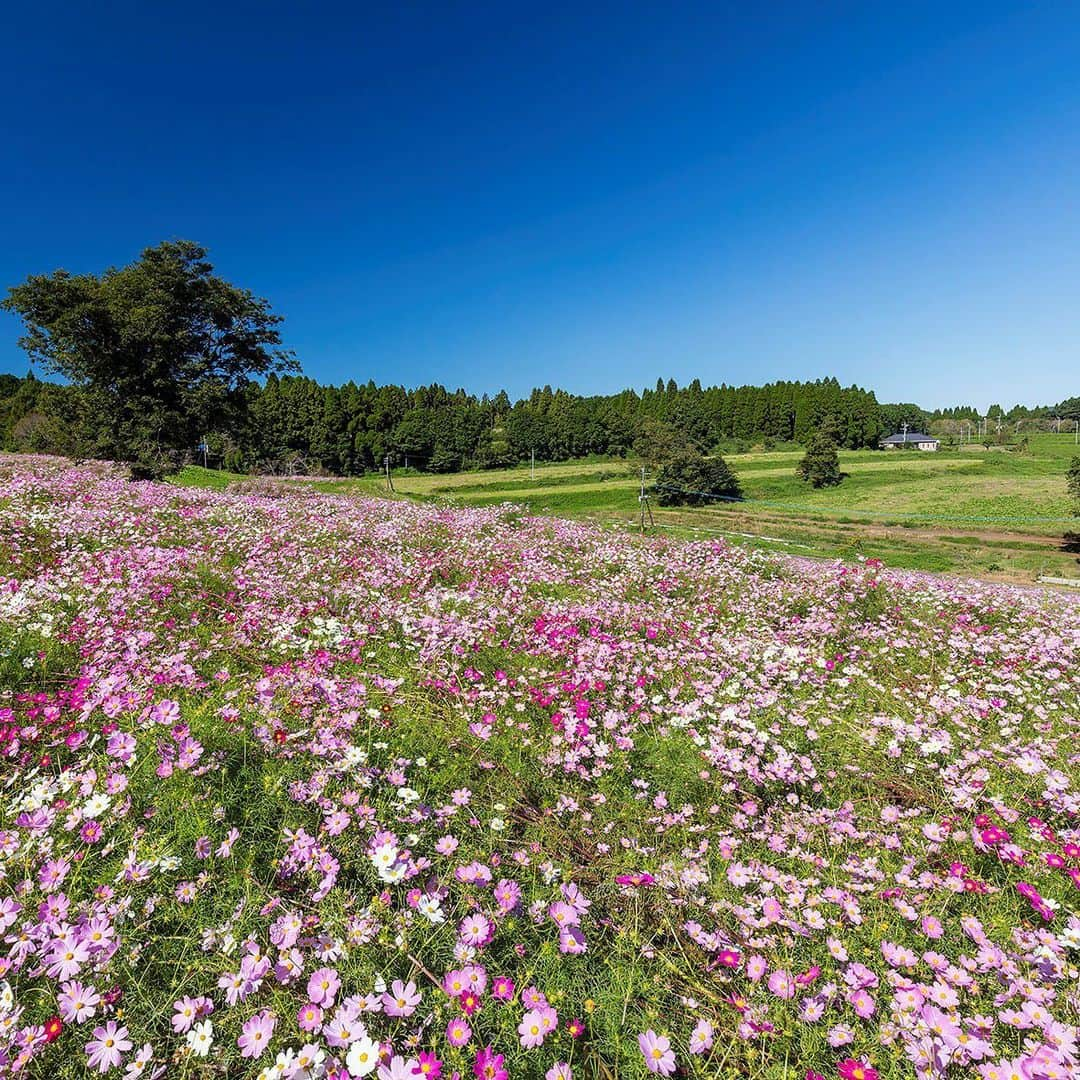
0,367,895,474
1,240,1076,478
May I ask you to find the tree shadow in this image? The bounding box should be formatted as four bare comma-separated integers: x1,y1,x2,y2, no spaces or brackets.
1061,531,1080,559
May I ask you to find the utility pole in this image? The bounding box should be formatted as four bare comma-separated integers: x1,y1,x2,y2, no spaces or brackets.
384,454,395,492
530,449,535,481
901,421,908,443
638,467,654,535
1076,420,1079,445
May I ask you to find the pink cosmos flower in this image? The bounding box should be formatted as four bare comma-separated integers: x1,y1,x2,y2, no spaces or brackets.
494,880,521,913
380,1056,417,1080
920,915,944,939
298,1002,323,1032
446,1018,472,1048
171,995,203,1033
383,979,421,1017
47,939,91,981
767,970,795,1000
59,980,101,1024
848,989,876,1018
548,901,579,928
559,926,587,954
85,1021,132,1073
519,1008,548,1048
308,966,341,1006
689,1019,714,1054
459,990,482,1017
414,1050,442,1078
638,1030,676,1076
80,820,103,844
458,914,493,948
237,1010,275,1059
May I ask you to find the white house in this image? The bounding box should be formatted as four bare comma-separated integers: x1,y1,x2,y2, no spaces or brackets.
880,432,939,451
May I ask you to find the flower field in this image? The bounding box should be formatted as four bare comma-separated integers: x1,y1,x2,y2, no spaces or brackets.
1,456,1078,1080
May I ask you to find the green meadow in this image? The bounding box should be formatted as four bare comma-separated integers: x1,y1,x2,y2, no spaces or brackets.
177,433,1080,583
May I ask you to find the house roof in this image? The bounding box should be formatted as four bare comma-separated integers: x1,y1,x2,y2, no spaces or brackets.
880,432,938,444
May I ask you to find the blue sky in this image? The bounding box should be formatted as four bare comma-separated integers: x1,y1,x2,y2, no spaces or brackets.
2,2,1079,408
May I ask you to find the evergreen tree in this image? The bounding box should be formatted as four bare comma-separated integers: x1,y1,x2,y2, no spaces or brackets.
797,421,842,488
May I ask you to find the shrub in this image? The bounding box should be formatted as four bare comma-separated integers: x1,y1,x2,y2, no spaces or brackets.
797,427,842,488
654,448,741,506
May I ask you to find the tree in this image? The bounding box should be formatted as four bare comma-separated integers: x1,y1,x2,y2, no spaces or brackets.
797,420,842,488
1068,456,1080,515
2,240,296,477
654,447,741,507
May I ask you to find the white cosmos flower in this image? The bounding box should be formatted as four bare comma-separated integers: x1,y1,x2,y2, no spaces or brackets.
418,896,445,924
371,842,398,869
346,1036,379,1076
186,1019,213,1057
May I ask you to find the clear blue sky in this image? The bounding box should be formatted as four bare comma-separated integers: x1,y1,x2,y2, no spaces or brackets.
2,2,1078,409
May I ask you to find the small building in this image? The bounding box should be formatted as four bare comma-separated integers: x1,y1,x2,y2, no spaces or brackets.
880,431,939,451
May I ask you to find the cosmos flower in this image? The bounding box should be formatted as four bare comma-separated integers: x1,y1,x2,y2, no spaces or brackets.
85,1021,132,1073
346,1036,380,1076
237,1010,275,1059
639,1031,676,1075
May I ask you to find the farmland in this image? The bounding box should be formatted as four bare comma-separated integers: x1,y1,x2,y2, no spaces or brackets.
1,453,1079,1080
292,435,1080,584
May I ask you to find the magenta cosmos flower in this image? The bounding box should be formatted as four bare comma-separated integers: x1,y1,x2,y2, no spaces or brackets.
473,1046,507,1080
615,872,655,886
837,1060,879,1080
414,1050,442,1078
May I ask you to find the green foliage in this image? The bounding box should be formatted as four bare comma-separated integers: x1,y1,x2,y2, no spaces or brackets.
654,447,741,506
0,364,895,474
797,421,842,488
2,240,296,476
1068,456,1080,514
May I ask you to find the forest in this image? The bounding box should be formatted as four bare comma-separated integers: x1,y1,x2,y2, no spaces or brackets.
2,369,1077,475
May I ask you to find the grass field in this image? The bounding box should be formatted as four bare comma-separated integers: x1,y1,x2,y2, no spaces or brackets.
227,434,1080,583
